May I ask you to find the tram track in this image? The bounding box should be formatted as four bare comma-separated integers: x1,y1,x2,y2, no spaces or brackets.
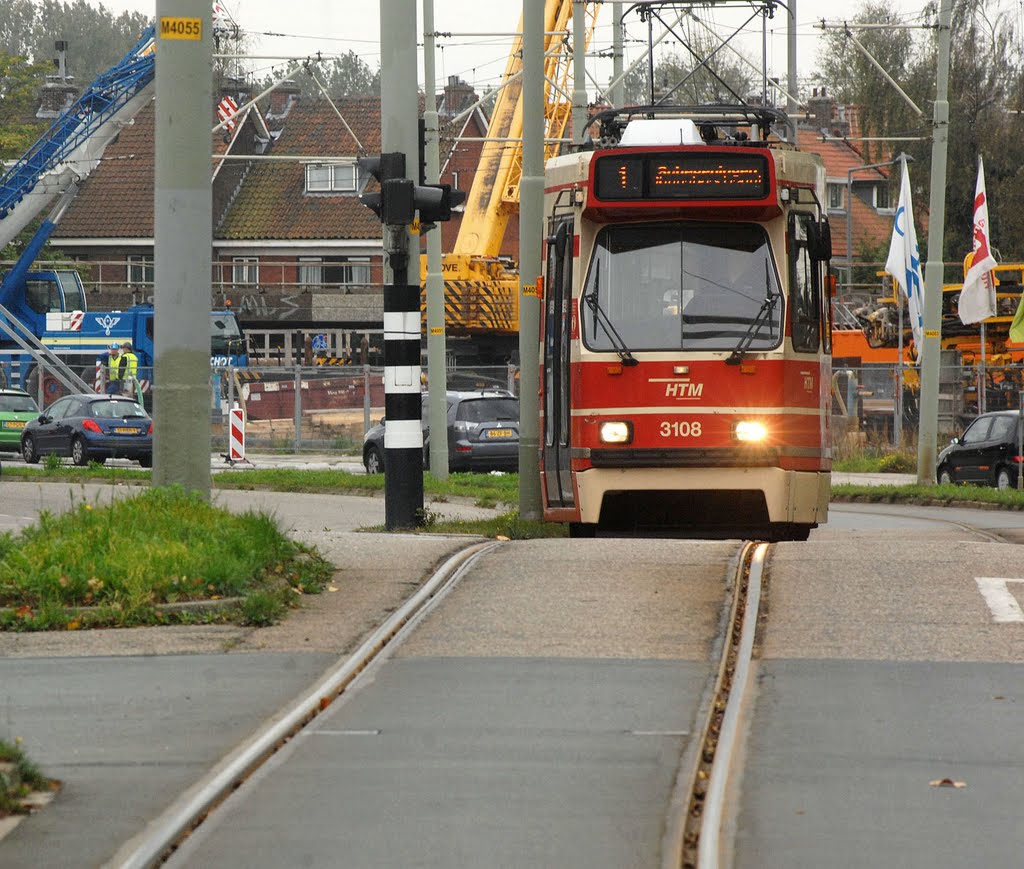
110,539,502,869
666,540,767,869
115,535,775,868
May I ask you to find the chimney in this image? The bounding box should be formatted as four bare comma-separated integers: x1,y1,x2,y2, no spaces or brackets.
267,79,301,121
443,76,475,115
806,88,837,134
37,40,77,119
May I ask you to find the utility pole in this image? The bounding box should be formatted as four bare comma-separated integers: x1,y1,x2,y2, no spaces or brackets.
787,0,797,143
153,0,212,497
610,2,624,107
917,0,953,485
423,0,449,481
379,0,423,528
518,0,544,520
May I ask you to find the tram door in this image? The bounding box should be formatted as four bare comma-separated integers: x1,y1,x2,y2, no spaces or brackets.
543,221,575,508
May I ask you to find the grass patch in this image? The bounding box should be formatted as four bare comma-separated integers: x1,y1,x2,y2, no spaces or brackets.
0,738,55,817
0,487,333,631
831,481,1024,509
212,467,519,508
419,510,568,539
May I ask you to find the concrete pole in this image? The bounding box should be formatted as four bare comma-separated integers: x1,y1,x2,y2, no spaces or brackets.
786,0,797,143
916,0,953,485
610,2,624,108
153,0,212,497
422,0,449,480
571,0,588,144
518,0,544,520
380,0,424,528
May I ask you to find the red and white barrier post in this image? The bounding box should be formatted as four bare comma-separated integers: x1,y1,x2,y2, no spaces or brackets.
229,406,245,462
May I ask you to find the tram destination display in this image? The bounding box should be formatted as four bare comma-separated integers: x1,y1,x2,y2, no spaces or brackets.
593,152,770,201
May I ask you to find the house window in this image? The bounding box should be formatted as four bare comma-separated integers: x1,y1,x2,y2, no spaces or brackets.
127,255,154,285
305,163,357,193
317,258,372,288
299,257,323,287
232,257,259,286
827,183,844,210
874,184,892,210
338,258,370,285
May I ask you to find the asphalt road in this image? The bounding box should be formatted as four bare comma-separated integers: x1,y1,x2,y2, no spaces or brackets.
3,474,1024,867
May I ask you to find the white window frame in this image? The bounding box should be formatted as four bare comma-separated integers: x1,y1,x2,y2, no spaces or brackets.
232,257,259,286
827,183,844,210
874,184,893,211
299,257,323,287
305,164,331,192
305,162,357,193
127,254,154,285
339,258,371,286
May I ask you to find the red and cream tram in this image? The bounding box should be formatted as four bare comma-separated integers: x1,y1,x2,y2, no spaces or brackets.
540,107,833,540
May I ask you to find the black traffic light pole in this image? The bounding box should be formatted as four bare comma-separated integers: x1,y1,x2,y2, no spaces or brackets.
357,151,465,530
358,152,424,529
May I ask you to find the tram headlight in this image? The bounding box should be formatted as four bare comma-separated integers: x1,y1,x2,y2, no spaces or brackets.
733,420,768,443
599,420,633,444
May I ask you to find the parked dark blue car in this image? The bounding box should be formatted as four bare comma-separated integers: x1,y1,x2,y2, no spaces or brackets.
21,393,153,467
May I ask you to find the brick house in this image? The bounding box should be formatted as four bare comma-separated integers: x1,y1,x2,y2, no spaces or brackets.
48,77,496,363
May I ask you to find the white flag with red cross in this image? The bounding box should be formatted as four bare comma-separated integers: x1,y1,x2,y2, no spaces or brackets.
959,157,998,325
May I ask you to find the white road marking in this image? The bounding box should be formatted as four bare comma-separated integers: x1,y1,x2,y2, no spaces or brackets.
975,578,1024,623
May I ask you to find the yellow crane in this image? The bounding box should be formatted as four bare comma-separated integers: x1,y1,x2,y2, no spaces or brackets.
421,1,596,362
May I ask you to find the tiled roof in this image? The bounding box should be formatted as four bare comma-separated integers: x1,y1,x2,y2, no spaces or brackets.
798,129,894,259
54,95,387,243
218,97,382,241
54,99,158,238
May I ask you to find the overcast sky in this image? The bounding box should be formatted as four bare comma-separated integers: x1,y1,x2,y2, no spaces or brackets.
96,1,953,97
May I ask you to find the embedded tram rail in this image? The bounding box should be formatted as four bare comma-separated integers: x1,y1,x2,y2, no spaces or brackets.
8,501,1024,868
109,536,770,868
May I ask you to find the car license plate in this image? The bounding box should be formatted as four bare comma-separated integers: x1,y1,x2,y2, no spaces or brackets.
485,428,513,439
114,427,141,435
2,420,25,429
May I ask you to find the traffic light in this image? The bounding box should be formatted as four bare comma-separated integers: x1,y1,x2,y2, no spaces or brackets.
357,151,466,226
414,184,467,225
357,152,412,223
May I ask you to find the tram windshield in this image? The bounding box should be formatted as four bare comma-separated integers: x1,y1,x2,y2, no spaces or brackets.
581,222,783,353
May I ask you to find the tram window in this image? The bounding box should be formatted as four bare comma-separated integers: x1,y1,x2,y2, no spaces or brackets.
789,213,821,353
581,222,782,353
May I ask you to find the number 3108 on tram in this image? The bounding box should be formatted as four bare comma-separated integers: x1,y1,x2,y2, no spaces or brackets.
539,107,833,541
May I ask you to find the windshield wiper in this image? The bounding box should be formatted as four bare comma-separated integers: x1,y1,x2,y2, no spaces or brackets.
726,259,779,366
583,260,639,367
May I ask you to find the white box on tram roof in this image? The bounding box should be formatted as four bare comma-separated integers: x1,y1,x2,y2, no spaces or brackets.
618,118,704,147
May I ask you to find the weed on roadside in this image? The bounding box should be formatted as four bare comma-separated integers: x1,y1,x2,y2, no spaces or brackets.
0,487,333,631
0,738,56,818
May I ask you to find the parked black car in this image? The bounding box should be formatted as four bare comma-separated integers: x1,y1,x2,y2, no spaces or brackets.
363,389,519,474
21,393,153,467
936,410,1023,489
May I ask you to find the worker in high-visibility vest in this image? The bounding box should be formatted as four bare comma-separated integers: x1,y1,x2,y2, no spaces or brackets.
106,343,123,394
121,341,138,395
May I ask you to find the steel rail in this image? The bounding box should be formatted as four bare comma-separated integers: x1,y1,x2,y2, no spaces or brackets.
697,541,767,869
666,541,767,869
109,539,501,869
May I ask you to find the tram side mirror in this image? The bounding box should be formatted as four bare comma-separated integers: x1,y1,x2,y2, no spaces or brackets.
808,219,832,261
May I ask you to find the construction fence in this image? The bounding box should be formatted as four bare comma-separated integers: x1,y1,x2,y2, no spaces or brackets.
209,363,520,454
833,360,1024,447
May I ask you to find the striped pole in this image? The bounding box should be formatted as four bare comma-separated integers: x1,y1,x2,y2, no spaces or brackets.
380,0,423,530
383,273,424,529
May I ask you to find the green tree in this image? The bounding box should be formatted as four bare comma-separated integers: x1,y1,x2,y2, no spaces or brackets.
0,1,152,89
815,2,926,167
281,51,380,98
622,26,753,107
0,52,49,160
